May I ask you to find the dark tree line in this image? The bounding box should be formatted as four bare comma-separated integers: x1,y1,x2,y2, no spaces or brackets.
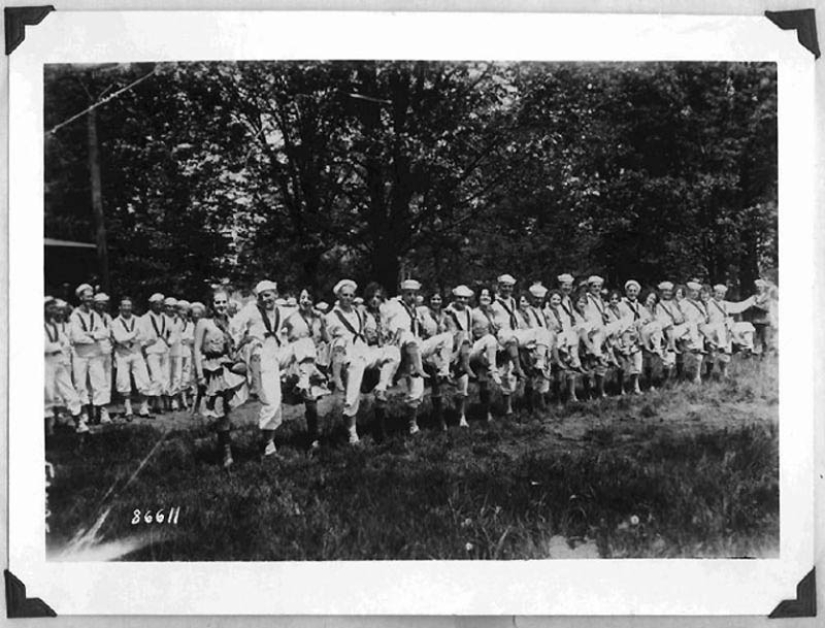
44,60,777,301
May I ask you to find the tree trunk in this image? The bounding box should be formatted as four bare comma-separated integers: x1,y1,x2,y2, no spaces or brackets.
87,108,110,293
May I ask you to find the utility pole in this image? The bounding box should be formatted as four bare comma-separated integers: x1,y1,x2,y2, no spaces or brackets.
87,107,110,293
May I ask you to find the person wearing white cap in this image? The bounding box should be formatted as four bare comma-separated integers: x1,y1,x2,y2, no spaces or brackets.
69,283,111,428
705,283,756,377
419,290,456,430
517,283,555,409
654,281,692,382
231,280,316,457
111,296,153,419
140,293,171,413
615,279,652,394
680,281,713,382
325,279,400,443
489,274,528,392
44,297,82,435
282,287,332,449
383,278,453,434
193,289,250,469
92,293,114,424
444,284,492,427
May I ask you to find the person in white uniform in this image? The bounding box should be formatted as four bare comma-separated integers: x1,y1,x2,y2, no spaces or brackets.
92,293,114,423
111,296,152,419
45,296,82,435
231,280,317,458
69,283,111,426
326,279,400,444
141,293,171,414
383,279,453,434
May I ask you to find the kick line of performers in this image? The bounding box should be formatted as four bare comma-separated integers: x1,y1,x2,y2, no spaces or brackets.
44,273,777,468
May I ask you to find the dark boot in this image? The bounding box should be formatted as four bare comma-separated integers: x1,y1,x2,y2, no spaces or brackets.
305,400,320,450
431,396,446,431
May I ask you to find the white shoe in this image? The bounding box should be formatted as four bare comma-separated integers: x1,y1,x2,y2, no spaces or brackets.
262,440,278,457
458,416,469,428
76,420,90,434
348,427,360,445
408,422,420,435
99,408,112,424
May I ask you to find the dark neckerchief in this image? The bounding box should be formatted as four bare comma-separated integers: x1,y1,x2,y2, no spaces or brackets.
495,295,518,328
529,305,546,328
45,321,58,343
119,315,136,333
710,299,728,317
77,308,98,333
559,296,575,325
257,304,281,341
150,311,166,339
624,298,640,320
448,305,471,332
398,298,420,337
334,306,365,343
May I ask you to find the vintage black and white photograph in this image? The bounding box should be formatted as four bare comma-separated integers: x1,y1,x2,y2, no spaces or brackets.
41,58,780,562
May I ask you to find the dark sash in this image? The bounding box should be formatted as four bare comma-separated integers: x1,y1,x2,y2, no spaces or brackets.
448,307,471,332
710,299,728,318
334,308,365,343
530,306,546,328
625,299,640,321
685,299,709,322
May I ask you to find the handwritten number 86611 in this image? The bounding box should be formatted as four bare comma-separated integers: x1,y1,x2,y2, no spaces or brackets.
131,507,181,525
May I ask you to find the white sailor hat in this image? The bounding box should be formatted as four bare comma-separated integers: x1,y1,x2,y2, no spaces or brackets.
285,296,297,307
75,283,94,297
713,284,728,293
44,295,56,306
163,296,178,306
528,282,548,298
557,273,574,284
496,274,516,285
148,293,165,303
686,281,702,291
354,297,365,305
334,279,357,295
254,280,278,295
275,298,287,306
657,281,674,291
176,299,191,309
587,275,604,285
55,299,68,308
452,285,474,298
315,301,330,313
400,279,422,291
190,301,206,313
624,280,641,291
93,293,110,303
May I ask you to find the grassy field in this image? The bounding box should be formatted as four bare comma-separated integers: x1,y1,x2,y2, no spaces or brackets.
46,354,778,560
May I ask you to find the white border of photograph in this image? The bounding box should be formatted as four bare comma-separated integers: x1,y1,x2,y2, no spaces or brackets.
7,10,816,616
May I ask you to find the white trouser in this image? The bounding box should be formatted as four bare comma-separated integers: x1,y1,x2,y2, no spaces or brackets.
398,331,454,376
342,343,400,417
115,352,151,396
101,353,113,400
258,337,315,431
46,355,81,416
145,351,170,397
168,354,183,396
72,354,110,406
497,327,553,350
